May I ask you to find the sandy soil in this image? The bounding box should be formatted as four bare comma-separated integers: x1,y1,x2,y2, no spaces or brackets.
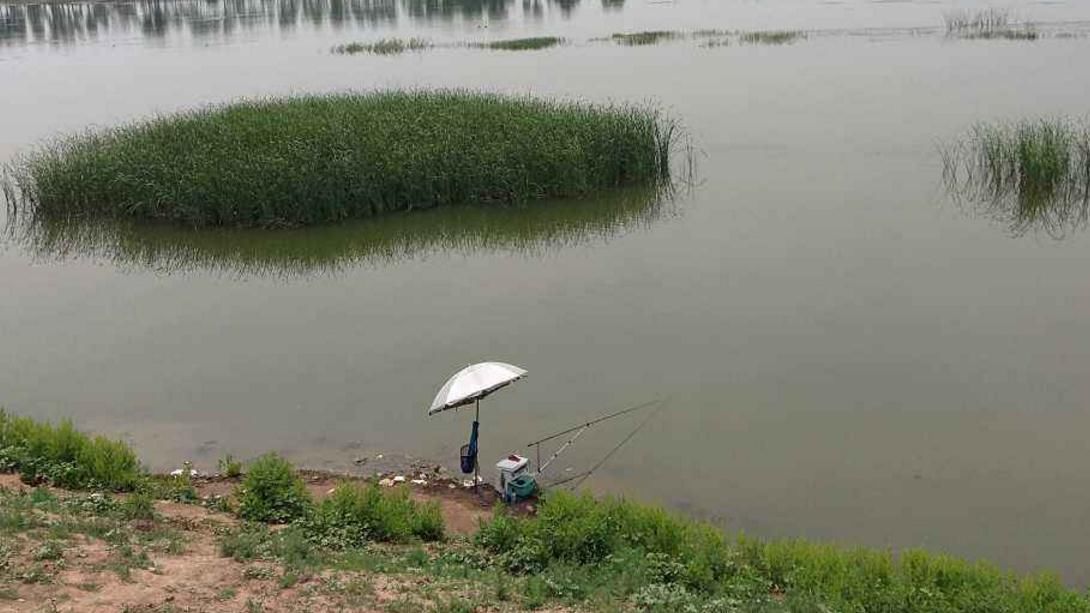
0,470,538,613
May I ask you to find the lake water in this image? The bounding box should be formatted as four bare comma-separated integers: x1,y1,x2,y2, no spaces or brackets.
3,0,1090,584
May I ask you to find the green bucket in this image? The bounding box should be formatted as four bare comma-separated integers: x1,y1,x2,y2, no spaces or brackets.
506,474,537,501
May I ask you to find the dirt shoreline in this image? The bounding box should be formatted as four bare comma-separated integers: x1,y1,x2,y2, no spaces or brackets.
0,467,539,612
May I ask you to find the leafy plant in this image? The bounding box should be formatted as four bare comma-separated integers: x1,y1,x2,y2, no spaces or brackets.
235,453,311,523
120,492,156,521
303,482,444,546
0,409,142,491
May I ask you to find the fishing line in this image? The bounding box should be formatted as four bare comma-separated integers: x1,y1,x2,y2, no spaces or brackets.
568,399,665,490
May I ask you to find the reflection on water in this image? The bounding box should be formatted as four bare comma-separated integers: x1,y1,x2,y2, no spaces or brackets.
7,187,669,278
944,172,1089,239
0,0,587,45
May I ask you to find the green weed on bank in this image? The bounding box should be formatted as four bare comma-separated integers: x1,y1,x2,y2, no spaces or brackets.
232,454,443,546
0,409,142,491
476,490,1090,612
236,453,311,523
303,481,444,546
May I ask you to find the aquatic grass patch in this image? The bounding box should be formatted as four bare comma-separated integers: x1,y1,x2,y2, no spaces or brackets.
941,118,1090,237
739,30,806,45
611,30,681,46
700,39,730,49
331,37,430,55
472,36,563,51
0,409,142,491
944,9,1038,41
4,91,679,229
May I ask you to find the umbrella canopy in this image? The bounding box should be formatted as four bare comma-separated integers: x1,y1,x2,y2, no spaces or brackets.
429,362,527,415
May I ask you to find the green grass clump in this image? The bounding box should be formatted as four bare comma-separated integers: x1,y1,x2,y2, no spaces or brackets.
4,91,677,229
944,9,1038,40
472,36,563,51
942,119,1090,237
739,30,806,45
302,482,444,546
235,453,311,523
0,409,142,491
611,31,681,46
476,490,1090,611
332,37,430,55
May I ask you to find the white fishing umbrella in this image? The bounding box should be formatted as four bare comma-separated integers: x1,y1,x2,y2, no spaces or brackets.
429,361,527,492
428,362,527,416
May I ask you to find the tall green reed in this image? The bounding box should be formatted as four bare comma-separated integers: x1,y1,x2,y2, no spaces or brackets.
941,118,1090,237
3,91,681,229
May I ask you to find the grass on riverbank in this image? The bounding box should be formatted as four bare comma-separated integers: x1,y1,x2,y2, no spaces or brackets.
3,91,679,229
472,36,563,51
944,9,1038,40
0,408,142,491
2,410,1089,610
941,118,1090,237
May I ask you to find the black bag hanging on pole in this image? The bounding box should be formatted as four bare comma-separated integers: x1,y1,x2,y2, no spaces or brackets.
460,420,479,474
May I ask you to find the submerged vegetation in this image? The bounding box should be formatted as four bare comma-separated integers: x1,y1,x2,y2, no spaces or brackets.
611,30,681,46
472,36,563,51
738,30,806,45
1,409,1088,610
944,9,1038,41
942,119,1090,237
609,29,806,47
4,91,679,229
331,37,431,55
325,27,817,58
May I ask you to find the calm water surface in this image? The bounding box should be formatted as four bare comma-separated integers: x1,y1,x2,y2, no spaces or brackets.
3,0,1090,584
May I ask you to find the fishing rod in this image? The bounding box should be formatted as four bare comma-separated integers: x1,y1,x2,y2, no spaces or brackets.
528,398,664,482
568,400,664,490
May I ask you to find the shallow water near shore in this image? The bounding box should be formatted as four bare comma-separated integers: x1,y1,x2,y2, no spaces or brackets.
3,0,1090,585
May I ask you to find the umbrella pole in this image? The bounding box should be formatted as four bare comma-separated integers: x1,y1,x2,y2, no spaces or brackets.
474,399,480,495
